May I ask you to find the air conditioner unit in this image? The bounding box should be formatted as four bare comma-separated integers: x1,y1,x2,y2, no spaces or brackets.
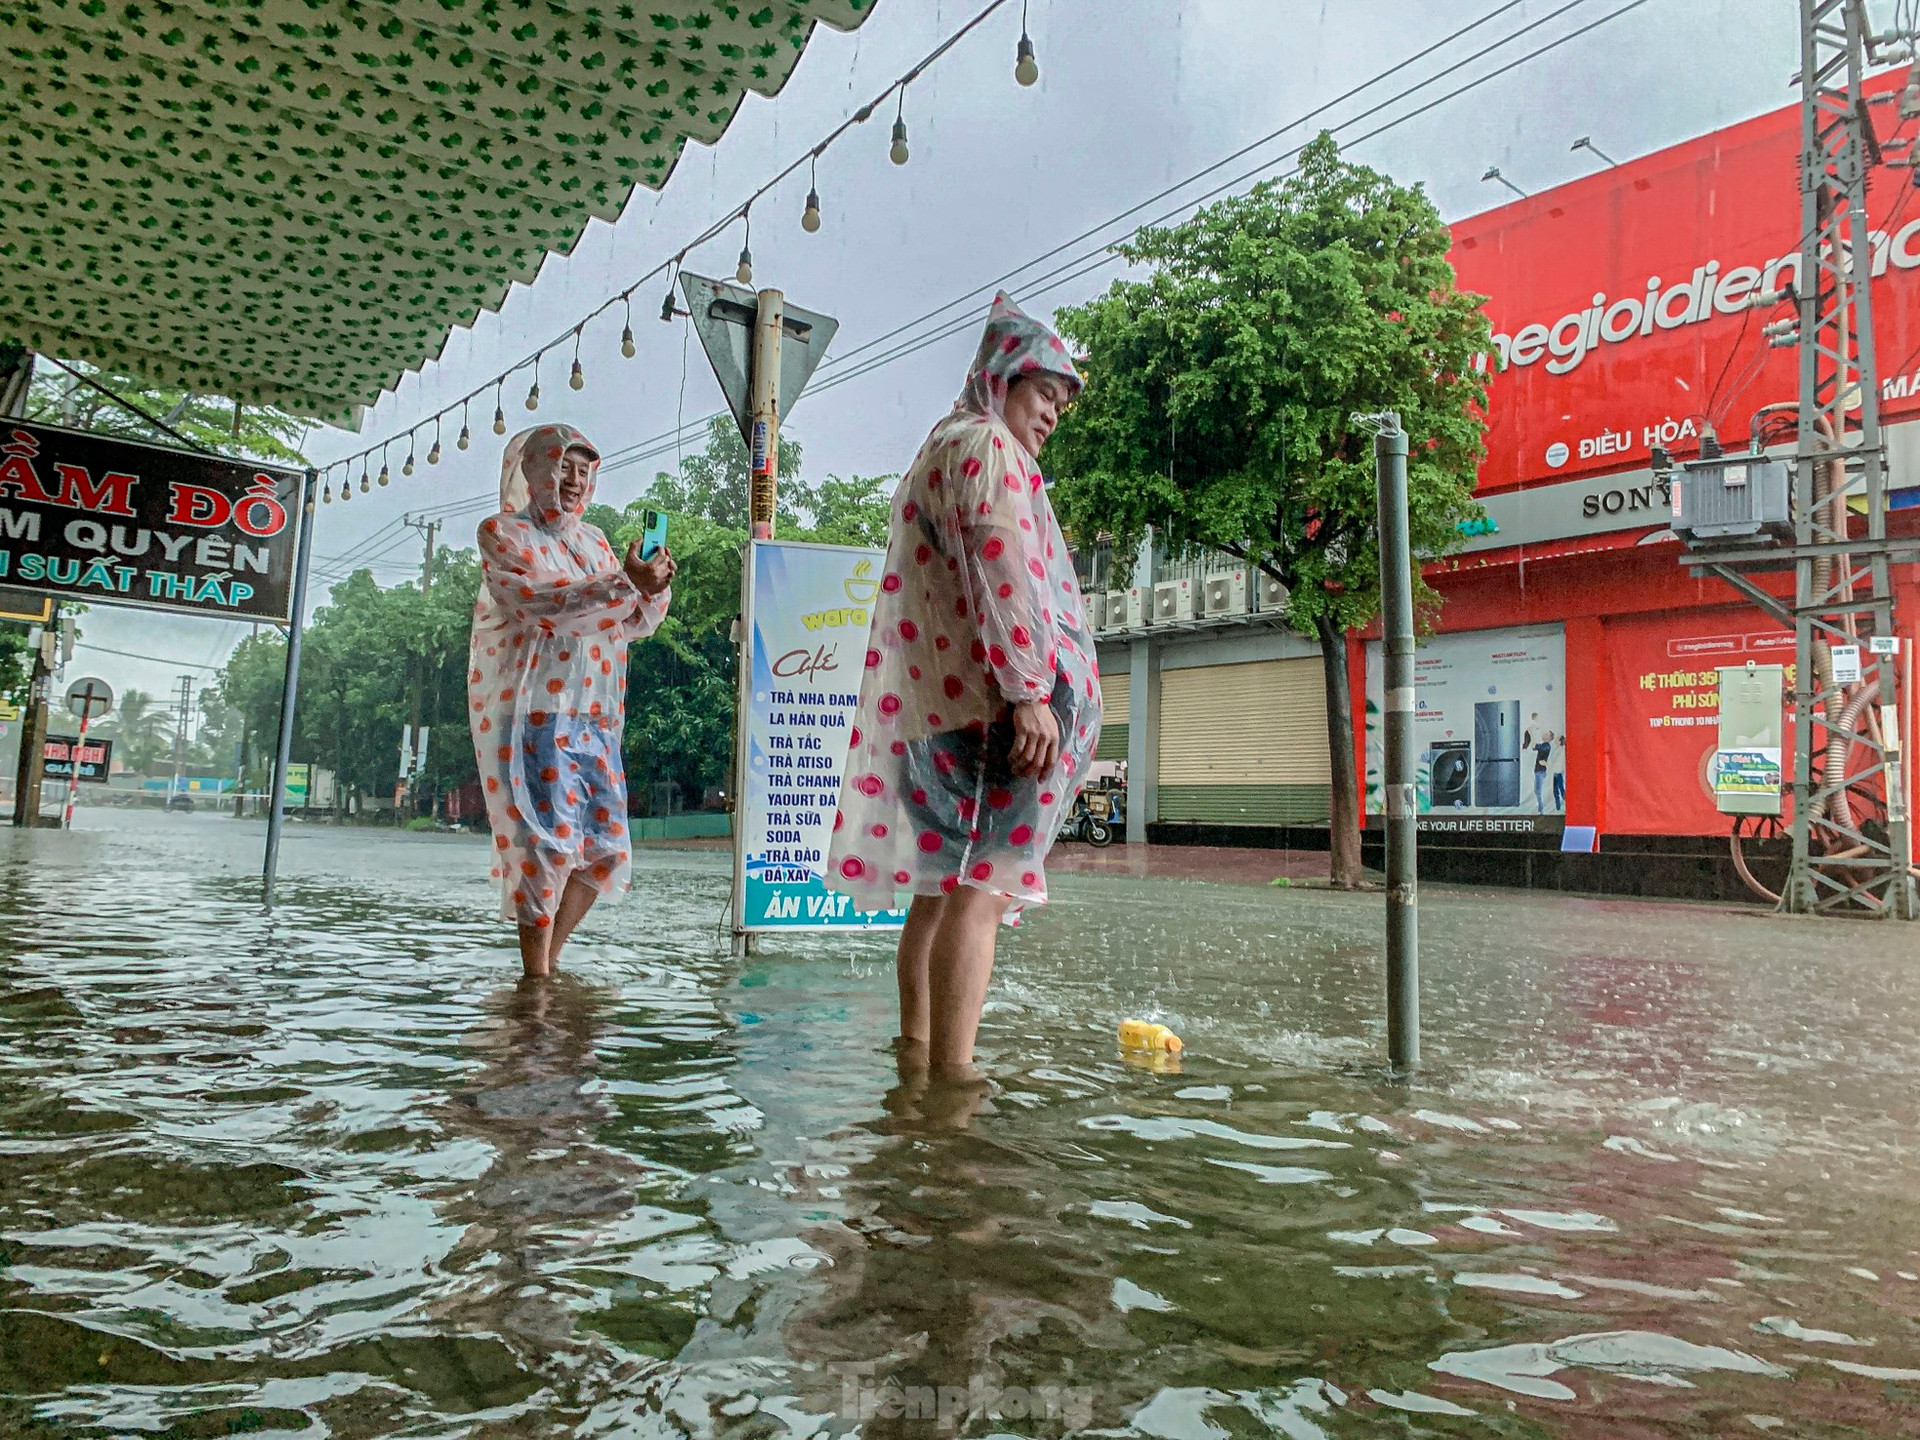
1125,586,1149,628
1154,579,1199,623
1256,573,1289,613
1084,591,1108,631
1203,569,1248,617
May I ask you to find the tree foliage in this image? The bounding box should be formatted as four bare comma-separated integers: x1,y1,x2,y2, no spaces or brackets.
91,686,175,773
1046,134,1491,884
1048,132,1491,629
23,358,313,466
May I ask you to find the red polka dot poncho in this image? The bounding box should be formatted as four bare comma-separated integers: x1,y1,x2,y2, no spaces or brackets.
825,294,1103,915
467,425,671,925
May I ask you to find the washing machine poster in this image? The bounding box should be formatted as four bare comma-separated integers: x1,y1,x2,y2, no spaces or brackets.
1365,624,1567,823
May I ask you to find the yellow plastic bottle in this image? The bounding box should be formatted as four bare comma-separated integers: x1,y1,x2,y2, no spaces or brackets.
1118,1018,1183,1053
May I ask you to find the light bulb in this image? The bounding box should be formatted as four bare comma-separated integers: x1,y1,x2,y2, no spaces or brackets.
802,187,822,233
378,462,391,486
322,479,333,504
890,117,909,165
736,245,754,286
525,381,540,411
428,440,441,465
493,405,506,435
621,325,636,358
1015,35,1038,86
340,479,352,502
569,359,585,391
401,452,414,476
458,424,472,450
359,468,370,494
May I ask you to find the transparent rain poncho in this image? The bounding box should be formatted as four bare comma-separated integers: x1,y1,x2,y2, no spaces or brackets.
826,294,1103,914
467,424,670,928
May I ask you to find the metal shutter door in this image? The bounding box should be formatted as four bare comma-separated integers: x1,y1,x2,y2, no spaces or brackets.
1157,659,1331,823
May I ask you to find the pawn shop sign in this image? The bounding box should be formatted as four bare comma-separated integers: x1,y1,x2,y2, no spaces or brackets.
65,676,112,722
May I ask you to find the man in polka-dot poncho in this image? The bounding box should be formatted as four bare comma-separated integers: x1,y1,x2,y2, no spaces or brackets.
826,294,1103,1072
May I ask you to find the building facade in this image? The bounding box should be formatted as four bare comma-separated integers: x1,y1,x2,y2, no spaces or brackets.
1089,77,1920,899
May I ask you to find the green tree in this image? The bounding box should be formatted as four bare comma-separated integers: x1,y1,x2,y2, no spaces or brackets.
92,687,174,774
23,357,311,464
1048,133,1490,886
0,626,28,708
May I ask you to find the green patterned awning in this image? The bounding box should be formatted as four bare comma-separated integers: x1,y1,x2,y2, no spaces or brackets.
0,0,879,424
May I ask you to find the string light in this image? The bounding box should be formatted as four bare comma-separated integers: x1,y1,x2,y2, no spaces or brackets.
319,0,1011,492
1015,0,1038,86
377,444,390,486
890,92,910,165
803,152,823,233
322,472,333,504
341,469,353,502
359,461,371,493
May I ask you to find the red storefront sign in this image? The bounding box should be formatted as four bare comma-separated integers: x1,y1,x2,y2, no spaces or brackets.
1450,71,1920,495
1603,608,1795,835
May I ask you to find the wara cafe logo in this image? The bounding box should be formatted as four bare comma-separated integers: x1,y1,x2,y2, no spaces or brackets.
801,559,880,631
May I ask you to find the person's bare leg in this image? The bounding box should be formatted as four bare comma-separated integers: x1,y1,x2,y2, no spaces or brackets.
926,885,1010,1072
517,922,552,980
895,895,944,1047
547,874,599,971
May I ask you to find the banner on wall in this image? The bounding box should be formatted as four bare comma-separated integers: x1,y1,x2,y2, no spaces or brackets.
735,540,907,932
1603,610,1795,834
1364,623,1566,832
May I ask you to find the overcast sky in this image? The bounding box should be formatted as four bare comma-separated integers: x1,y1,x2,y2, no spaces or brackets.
71,0,1797,723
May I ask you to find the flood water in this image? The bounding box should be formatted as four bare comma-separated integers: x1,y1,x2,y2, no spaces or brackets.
2,809,1918,1437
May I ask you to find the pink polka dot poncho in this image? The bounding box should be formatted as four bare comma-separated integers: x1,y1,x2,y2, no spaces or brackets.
467,425,671,928
825,294,1102,914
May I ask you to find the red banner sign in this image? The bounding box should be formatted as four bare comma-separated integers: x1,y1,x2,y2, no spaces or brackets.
1450,71,1919,495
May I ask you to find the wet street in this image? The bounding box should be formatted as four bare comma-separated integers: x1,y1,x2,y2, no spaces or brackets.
1,808,1917,1437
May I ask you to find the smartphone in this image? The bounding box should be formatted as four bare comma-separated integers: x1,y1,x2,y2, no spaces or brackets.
638,508,668,561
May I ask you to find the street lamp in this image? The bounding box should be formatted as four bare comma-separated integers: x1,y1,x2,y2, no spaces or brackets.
1570,135,1621,168
1481,166,1529,199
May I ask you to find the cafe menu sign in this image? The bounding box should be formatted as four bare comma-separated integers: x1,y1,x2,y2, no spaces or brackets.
0,421,306,621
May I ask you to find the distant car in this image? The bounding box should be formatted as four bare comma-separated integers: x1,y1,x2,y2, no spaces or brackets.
165,793,195,813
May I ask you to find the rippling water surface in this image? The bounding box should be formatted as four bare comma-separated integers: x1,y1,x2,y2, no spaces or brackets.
2,809,1918,1437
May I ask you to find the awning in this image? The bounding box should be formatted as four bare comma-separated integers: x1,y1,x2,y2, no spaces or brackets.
0,0,879,425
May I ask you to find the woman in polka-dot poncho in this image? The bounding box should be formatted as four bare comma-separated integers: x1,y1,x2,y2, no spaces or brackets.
826,294,1103,1071
468,424,675,978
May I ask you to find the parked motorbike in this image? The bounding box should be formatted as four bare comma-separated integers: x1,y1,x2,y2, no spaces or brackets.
1057,791,1093,844
1087,785,1124,847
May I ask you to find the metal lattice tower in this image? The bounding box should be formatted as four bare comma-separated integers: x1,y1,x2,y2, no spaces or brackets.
1689,0,1915,915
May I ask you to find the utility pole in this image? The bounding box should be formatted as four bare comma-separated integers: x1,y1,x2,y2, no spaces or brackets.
1369,413,1420,1069
170,674,194,806
748,289,784,539
399,515,438,818
1674,0,1916,916
11,607,54,828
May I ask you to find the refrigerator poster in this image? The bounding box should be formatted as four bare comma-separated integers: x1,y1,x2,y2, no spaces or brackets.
1603,609,1794,834
737,540,907,932
1365,624,1567,826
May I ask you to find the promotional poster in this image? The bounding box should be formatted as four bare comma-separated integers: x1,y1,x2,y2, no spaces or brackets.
1365,624,1566,830
738,540,906,931
1604,608,1795,834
